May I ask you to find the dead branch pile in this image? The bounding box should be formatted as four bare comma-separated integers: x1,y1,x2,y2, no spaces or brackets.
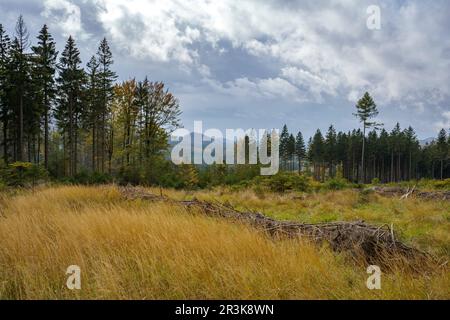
120,186,437,270
371,186,450,201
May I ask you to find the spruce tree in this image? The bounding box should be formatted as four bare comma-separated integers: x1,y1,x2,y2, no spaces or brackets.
0,24,10,163
287,134,296,171
389,123,402,182
404,126,419,180
56,36,85,176
295,131,306,172
378,129,389,182
325,125,337,177
86,55,100,171
309,129,325,180
10,15,30,161
96,38,117,173
437,129,448,180
32,25,58,168
279,124,289,170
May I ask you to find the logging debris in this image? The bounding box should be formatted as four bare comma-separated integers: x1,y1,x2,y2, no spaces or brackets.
120,186,439,271
370,186,450,201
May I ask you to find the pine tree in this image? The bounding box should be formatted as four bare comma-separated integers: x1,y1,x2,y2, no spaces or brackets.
354,92,381,183
31,25,58,168
295,131,306,172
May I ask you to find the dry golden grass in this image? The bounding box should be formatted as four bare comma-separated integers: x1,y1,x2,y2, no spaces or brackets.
154,187,450,257
0,185,449,300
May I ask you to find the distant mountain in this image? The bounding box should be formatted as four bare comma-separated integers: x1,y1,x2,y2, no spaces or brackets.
420,137,435,147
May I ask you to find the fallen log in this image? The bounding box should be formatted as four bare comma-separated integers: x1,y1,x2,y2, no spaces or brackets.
120,186,438,271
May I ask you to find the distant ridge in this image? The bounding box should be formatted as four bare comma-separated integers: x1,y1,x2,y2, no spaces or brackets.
420,137,435,147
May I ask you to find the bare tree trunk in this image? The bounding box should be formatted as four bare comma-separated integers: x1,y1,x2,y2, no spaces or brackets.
431,161,435,179
92,125,96,172
44,92,49,169
361,124,366,183
109,122,114,174
74,119,78,176
18,91,24,162
390,151,394,182
410,150,413,180
3,120,8,164
441,160,444,180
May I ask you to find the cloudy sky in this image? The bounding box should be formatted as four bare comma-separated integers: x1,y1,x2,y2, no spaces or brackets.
1,0,449,139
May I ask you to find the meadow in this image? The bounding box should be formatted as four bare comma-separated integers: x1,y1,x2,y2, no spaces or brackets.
0,185,448,300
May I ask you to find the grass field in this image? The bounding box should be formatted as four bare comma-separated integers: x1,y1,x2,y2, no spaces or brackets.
0,185,449,300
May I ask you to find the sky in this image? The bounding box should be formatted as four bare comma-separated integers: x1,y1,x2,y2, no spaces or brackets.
0,0,449,140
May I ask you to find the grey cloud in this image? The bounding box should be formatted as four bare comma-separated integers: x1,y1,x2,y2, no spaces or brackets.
0,0,449,140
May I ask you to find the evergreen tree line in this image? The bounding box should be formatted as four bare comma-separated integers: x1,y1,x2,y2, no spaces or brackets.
280,123,450,183
0,16,181,181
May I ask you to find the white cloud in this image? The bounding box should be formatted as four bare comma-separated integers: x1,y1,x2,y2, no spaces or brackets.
94,0,205,64
42,0,88,40
281,66,340,102
203,76,304,102
88,0,450,108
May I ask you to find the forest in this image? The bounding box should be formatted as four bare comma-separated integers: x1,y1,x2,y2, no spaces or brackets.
0,16,449,188
280,122,450,183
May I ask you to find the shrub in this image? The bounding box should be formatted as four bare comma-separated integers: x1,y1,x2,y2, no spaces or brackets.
371,178,380,185
253,184,266,199
0,162,49,187
432,178,450,190
357,188,374,205
325,177,351,191
89,172,113,185
264,172,311,193
265,173,291,193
